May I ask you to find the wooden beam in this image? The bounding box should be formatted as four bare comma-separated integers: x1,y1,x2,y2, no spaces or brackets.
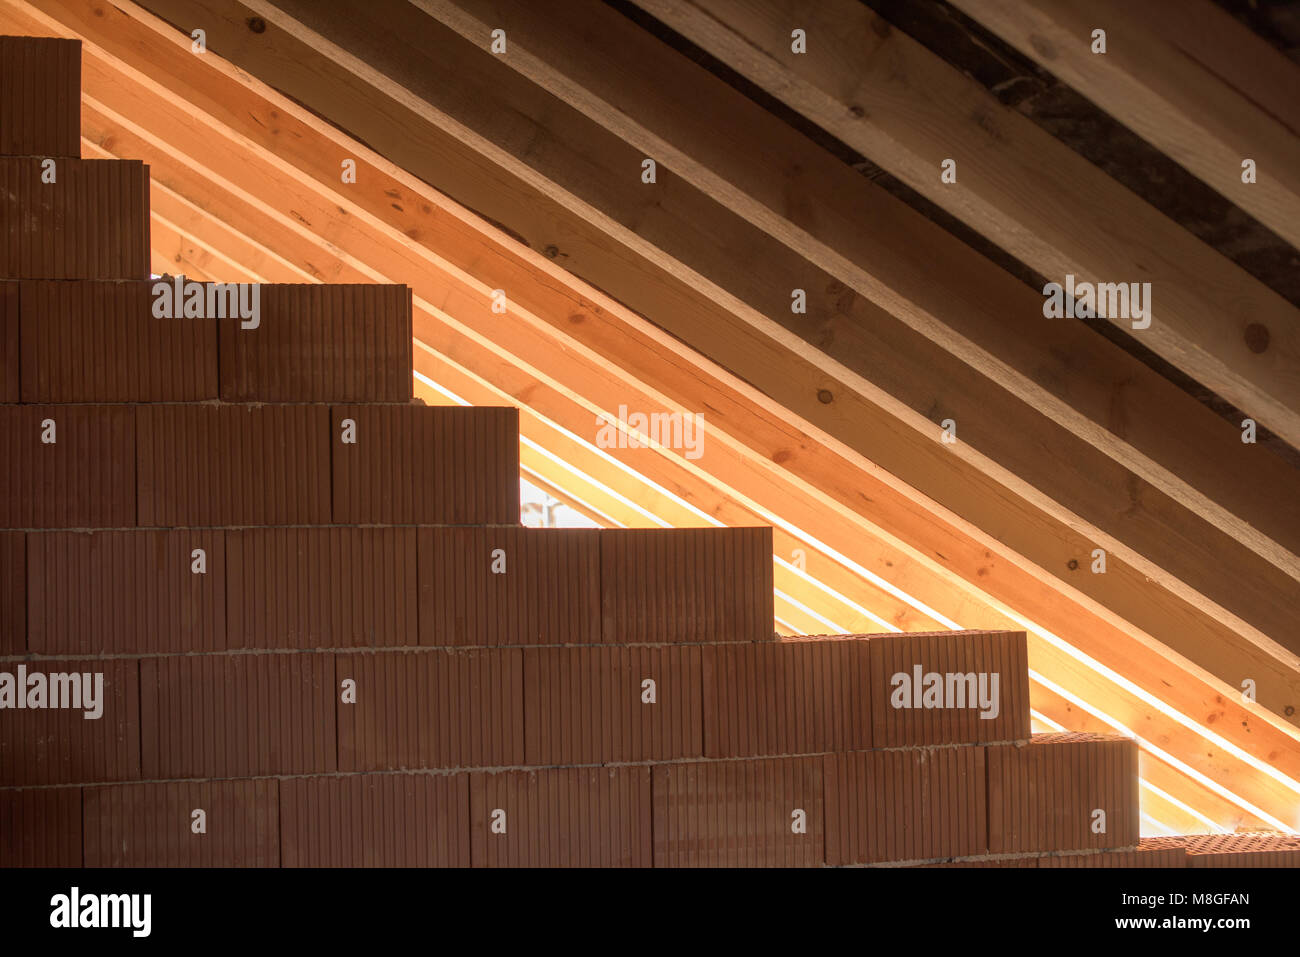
630,0,1300,451
424,0,1300,577
108,0,1300,721
948,0,1300,251
27,0,1300,824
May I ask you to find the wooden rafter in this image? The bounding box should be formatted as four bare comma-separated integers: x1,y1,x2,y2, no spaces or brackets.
422,0,1300,576
948,0,1300,252
630,0,1300,452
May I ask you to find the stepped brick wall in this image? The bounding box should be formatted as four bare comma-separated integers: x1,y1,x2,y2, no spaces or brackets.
1,35,1294,868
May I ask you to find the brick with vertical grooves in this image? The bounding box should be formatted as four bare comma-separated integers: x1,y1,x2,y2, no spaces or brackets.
470,766,651,867
226,527,416,649
20,280,218,401
601,527,774,643
0,787,81,866
27,529,226,654
703,637,871,758
1,281,16,402
83,779,279,867
139,653,336,779
0,158,149,280
524,644,703,765
220,284,413,402
868,629,1031,747
137,404,330,526
651,757,823,867
337,649,524,771
0,37,80,157
331,405,519,524
281,772,470,867
824,746,986,865
0,404,135,528
986,732,1139,853
0,530,24,653
0,657,140,786
418,526,599,646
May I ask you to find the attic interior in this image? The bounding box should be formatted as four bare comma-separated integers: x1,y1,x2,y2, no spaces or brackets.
1,0,1299,873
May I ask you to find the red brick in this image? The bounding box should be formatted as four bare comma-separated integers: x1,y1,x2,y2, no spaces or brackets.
281,773,470,867
0,787,81,866
0,531,23,654
824,747,986,865
418,526,599,646
220,283,412,401
140,653,336,779
137,404,331,526
84,779,279,867
0,657,140,786
987,732,1140,853
0,37,80,157
226,526,416,649
0,158,149,280
702,637,871,758
470,766,652,867
19,280,218,401
1179,833,1300,867
0,405,135,528
652,757,823,867
0,281,16,402
27,529,226,654
331,404,519,524
524,645,703,765
601,527,774,643
338,649,524,771
868,629,1030,747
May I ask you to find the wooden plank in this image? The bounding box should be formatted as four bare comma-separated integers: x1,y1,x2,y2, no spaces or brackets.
631,0,1300,451
949,0,1300,251
426,0,1300,577
27,0,1300,823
